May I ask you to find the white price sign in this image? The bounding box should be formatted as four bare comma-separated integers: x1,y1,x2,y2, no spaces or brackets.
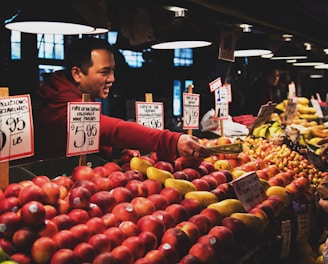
136,102,164,130
0,95,34,162
67,102,101,157
183,93,200,129
214,86,229,119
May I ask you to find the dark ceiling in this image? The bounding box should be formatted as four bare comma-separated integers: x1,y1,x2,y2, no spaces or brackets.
1,0,328,53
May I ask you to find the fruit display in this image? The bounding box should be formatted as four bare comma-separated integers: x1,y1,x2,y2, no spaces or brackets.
0,129,327,263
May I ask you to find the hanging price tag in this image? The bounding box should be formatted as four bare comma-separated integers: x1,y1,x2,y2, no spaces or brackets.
183,93,200,129
136,102,164,130
0,94,34,162
66,102,101,157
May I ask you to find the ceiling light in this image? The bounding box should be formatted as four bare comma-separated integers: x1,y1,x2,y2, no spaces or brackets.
234,33,272,57
310,74,323,78
315,64,328,69
4,1,94,35
271,35,307,60
151,7,212,49
239,24,253,33
261,52,273,58
292,51,324,67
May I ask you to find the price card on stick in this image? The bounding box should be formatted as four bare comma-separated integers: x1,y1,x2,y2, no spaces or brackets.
0,94,34,162
136,102,164,130
66,101,101,157
231,171,267,211
183,92,200,130
209,77,222,93
214,86,229,119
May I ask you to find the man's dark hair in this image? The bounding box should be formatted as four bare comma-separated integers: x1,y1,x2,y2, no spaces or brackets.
65,37,113,74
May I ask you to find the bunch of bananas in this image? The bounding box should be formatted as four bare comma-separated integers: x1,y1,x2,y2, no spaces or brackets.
300,123,328,154
251,121,285,139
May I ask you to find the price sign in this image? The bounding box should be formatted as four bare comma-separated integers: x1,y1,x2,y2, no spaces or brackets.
209,77,222,93
283,100,297,123
183,93,200,129
310,98,323,118
214,86,229,119
250,102,276,131
136,102,164,130
0,95,34,162
222,83,232,102
67,102,101,157
231,171,267,211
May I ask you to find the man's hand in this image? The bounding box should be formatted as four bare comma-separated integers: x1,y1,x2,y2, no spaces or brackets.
177,134,211,159
318,137,328,162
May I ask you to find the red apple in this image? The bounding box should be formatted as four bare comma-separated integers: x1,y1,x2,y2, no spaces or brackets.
137,215,165,240
131,197,155,218
88,233,111,254
12,227,39,253
10,253,33,264
71,179,97,196
176,220,201,245
138,231,158,252
0,196,20,214
119,220,139,237
87,203,103,218
71,165,95,181
112,202,139,223
191,178,211,191
50,248,77,264
180,198,203,216
93,165,110,178
121,149,141,163
217,136,232,145
0,237,13,255
32,175,51,187
111,245,134,264
122,236,146,259
180,157,202,169
52,229,77,249
173,170,189,180
20,200,46,228
182,168,201,180
52,214,74,230
18,184,45,205
144,249,167,264
179,254,202,264
0,211,20,238
154,161,174,173
211,182,236,200
147,194,169,210
68,208,90,225
124,169,144,181
188,242,218,264
92,252,117,264
73,242,97,263
200,208,222,226
143,179,163,195
90,191,116,214
103,227,127,248
188,214,212,235
31,237,57,264
37,219,59,238
70,223,91,243
200,161,215,173
200,175,218,190
52,176,74,191
56,198,70,214
160,187,182,204
101,212,121,228
197,164,209,177
152,210,176,230
109,187,133,203
3,183,22,198
209,171,227,185
68,186,91,209
91,176,112,192
86,216,107,235
18,179,34,187
104,161,122,174
108,171,130,188
158,243,180,263
58,185,69,200
208,225,235,249
160,227,190,255
44,204,58,219
165,204,189,224
254,201,275,220
125,180,148,198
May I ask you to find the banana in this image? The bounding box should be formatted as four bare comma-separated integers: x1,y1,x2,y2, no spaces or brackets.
299,113,319,120
146,166,174,184
130,157,153,175
275,102,285,112
185,191,218,207
252,126,263,137
309,127,328,138
258,124,269,138
207,198,245,218
308,137,324,146
164,178,197,195
297,97,310,106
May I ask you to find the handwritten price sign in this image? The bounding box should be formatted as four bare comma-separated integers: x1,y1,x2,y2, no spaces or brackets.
214,86,229,119
183,93,200,129
136,102,164,130
67,102,101,157
0,95,34,162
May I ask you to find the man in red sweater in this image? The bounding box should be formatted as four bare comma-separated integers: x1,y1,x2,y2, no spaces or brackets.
34,37,210,162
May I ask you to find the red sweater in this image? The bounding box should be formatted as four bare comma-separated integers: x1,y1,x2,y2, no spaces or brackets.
34,71,182,161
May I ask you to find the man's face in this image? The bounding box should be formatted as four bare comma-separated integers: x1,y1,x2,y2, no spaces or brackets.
79,49,115,99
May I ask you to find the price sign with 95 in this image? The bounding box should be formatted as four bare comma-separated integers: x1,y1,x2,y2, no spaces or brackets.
67,102,101,157
0,95,34,162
